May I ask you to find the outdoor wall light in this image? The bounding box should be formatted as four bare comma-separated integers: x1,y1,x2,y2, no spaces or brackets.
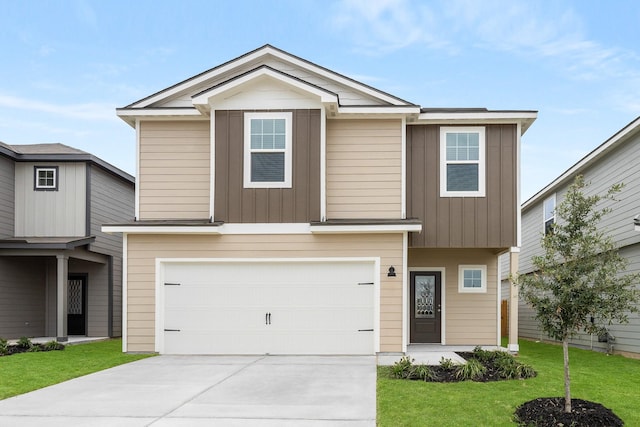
387,266,396,277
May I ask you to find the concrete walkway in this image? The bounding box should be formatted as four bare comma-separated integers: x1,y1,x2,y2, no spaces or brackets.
0,355,376,426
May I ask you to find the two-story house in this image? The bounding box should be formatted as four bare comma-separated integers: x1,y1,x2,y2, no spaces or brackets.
104,45,536,355
0,142,134,341
504,116,640,357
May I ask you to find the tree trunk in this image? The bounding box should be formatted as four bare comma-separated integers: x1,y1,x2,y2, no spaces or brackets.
563,338,571,413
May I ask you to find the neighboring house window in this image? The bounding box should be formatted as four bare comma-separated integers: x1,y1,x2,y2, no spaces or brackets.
544,194,556,235
34,166,58,191
440,127,486,197
458,265,487,293
244,112,292,188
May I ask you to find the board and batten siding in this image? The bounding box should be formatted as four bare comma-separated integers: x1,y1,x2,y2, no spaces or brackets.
409,248,499,345
125,233,403,353
407,124,517,248
326,119,402,219
214,109,321,223
138,121,210,220
0,155,14,238
14,162,86,237
89,165,134,337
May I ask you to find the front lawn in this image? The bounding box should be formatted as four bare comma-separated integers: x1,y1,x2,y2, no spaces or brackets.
0,339,154,400
378,339,640,426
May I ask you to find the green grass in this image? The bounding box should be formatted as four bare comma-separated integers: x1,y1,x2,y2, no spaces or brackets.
0,339,154,400
378,339,640,426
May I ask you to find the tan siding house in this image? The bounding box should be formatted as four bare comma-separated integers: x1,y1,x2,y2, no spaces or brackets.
106,45,536,355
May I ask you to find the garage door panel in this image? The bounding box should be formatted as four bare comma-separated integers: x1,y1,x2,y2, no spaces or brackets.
162,261,376,355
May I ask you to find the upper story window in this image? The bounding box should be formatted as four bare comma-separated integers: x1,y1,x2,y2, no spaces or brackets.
544,194,556,235
458,265,487,293
34,166,58,191
244,112,292,188
440,127,486,197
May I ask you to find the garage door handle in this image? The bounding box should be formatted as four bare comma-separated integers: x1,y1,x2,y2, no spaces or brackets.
265,312,271,325
358,329,374,332
164,329,181,332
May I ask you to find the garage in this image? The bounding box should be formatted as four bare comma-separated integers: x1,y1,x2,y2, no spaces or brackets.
158,260,376,355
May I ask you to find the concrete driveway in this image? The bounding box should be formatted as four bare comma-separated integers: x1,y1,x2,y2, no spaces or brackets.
0,355,376,426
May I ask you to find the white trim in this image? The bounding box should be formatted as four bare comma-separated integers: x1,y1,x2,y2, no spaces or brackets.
220,223,310,234
34,167,57,190
401,232,408,352
336,106,420,115
320,107,327,221
310,223,422,234
102,225,221,234
440,126,486,197
122,233,128,353
209,112,216,220
134,119,140,220
508,343,520,352
523,116,640,209
497,255,501,347
415,111,537,133
131,46,409,108
401,116,407,219
117,108,202,118
192,66,338,108
516,122,522,247
155,257,380,355
458,265,488,293
243,112,293,188
408,267,446,345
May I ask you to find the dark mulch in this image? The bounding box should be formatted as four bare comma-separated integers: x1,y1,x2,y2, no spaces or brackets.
0,342,65,357
515,397,624,427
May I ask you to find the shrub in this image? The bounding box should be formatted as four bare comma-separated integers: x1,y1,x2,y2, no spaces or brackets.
0,338,8,356
414,364,437,382
16,336,33,349
43,340,65,351
439,357,456,370
392,356,415,379
455,358,486,381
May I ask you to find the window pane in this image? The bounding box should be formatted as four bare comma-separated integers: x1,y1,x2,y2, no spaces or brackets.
457,146,468,160
262,134,274,149
544,197,555,221
251,153,285,182
446,147,457,160
468,133,479,145
463,269,482,288
447,164,479,191
274,134,286,149
250,120,262,134
263,119,274,133
274,119,286,133
468,146,479,161
251,134,262,149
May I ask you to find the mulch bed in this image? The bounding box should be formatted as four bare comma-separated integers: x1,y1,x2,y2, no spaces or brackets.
515,397,624,427
0,342,65,356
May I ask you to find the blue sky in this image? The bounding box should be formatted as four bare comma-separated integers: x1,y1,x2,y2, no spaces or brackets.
1,0,639,201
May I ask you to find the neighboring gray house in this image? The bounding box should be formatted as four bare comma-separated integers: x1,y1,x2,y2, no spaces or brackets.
501,116,640,357
0,142,134,341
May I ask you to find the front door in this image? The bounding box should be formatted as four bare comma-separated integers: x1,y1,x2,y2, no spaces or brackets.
410,271,442,343
67,275,87,335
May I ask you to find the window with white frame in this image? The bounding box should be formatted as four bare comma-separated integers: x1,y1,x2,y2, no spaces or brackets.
440,127,485,197
544,194,556,235
34,166,58,191
458,265,487,293
244,112,292,188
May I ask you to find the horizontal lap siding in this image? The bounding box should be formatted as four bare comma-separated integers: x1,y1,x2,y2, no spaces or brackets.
126,233,403,352
326,120,402,219
409,248,498,345
139,121,210,220
407,124,517,248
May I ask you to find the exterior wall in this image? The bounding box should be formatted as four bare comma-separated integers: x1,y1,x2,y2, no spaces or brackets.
14,162,86,237
138,120,210,220
126,233,403,353
214,109,321,223
407,124,517,248
408,248,499,345
88,165,134,336
69,258,109,337
0,155,15,238
326,119,402,219
0,257,47,338
157,57,387,108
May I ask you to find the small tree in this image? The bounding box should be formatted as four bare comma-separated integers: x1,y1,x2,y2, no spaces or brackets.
516,175,639,413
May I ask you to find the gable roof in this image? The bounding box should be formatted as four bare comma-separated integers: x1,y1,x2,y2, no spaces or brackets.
0,141,134,184
523,116,640,210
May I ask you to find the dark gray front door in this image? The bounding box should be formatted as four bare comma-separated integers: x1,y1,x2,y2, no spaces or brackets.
67,275,87,335
410,271,441,343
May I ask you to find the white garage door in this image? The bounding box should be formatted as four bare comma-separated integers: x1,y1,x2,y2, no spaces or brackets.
161,260,375,355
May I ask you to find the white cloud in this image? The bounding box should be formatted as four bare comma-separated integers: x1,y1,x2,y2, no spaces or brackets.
0,94,114,121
